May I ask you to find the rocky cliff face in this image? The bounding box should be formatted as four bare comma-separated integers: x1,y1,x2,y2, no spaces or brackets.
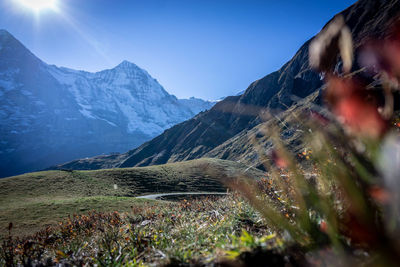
0,30,215,177
52,0,400,171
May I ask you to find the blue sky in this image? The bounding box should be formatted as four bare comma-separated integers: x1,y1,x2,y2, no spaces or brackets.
0,0,356,99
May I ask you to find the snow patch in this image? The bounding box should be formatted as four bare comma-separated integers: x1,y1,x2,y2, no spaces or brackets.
34,100,45,106
20,90,32,96
79,109,96,119
0,80,16,91
47,66,78,84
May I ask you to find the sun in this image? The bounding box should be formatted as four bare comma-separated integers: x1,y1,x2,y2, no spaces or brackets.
15,0,58,12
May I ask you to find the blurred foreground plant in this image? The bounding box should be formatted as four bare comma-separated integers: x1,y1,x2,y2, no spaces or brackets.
229,16,400,266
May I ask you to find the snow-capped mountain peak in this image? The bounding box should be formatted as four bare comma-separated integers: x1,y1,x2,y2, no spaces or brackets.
115,60,139,69
0,30,216,177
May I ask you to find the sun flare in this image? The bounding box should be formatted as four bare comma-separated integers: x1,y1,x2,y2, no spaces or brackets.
15,0,57,12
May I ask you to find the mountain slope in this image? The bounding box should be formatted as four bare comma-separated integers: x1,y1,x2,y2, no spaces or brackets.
53,0,400,171
0,31,215,177
205,0,400,167
178,97,217,116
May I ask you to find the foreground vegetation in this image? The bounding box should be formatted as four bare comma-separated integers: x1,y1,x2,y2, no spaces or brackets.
3,14,400,267
1,195,289,266
0,158,263,238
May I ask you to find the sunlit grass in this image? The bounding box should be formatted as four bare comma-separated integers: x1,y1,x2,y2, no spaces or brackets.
1,195,278,266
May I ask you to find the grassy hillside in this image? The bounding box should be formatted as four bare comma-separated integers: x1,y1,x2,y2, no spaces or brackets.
0,158,264,237
206,91,321,168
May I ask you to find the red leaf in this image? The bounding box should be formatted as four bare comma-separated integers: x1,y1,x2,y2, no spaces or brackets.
326,76,387,139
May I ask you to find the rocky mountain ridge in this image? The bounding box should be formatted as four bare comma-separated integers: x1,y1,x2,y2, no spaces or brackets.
0,30,215,177
48,0,400,171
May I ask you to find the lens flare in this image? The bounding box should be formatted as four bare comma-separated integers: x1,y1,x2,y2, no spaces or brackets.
15,0,57,12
